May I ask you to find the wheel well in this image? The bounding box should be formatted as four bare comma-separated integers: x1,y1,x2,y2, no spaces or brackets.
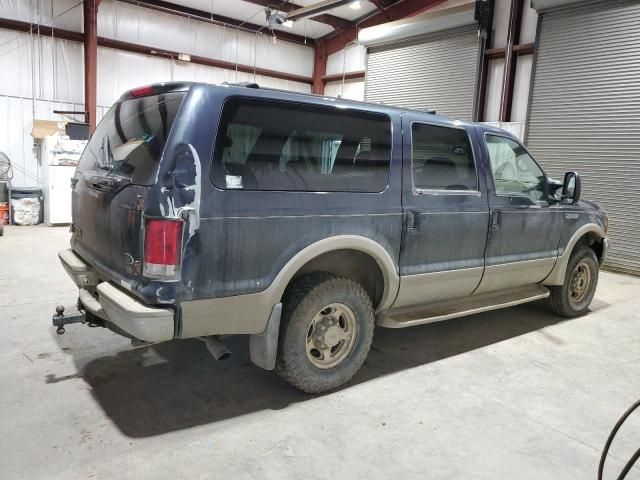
574,232,604,262
289,249,385,308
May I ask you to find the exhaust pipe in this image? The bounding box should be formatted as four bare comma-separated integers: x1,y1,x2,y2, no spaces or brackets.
202,335,231,361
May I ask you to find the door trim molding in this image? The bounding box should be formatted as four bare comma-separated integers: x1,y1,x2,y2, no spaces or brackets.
394,266,484,308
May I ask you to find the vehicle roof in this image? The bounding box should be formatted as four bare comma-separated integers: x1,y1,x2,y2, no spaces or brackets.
122,81,517,139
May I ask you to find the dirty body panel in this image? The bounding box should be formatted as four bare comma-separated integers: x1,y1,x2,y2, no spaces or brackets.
152,87,404,337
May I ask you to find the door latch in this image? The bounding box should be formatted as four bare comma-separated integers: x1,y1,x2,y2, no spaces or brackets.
490,210,501,231
406,210,420,234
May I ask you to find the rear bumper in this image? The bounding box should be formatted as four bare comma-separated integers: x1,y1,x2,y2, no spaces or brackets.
58,249,175,342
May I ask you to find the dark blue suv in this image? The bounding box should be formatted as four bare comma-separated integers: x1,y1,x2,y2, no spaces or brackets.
55,82,609,393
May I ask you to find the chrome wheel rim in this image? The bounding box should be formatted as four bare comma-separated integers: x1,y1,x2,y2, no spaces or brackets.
305,303,358,369
569,261,592,305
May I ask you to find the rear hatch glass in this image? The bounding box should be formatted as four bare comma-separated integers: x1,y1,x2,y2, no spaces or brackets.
77,92,186,186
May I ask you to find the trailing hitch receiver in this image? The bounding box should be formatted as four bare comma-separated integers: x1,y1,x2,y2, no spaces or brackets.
52,305,86,335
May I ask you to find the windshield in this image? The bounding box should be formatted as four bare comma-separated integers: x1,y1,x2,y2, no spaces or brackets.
77,92,186,186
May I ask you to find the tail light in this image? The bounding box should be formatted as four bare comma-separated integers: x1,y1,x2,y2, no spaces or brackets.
143,218,183,279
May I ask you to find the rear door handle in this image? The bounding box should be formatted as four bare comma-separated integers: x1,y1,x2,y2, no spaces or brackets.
406,210,420,234
490,210,501,230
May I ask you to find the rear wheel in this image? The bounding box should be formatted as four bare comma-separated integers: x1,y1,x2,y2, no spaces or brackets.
276,273,374,394
549,247,599,317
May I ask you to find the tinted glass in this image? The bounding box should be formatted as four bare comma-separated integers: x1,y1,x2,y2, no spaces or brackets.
485,134,546,202
77,92,185,185
212,98,391,192
411,123,477,191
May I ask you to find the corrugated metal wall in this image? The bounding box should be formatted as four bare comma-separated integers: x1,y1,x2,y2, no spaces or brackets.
365,26,479,120
526,0,640,274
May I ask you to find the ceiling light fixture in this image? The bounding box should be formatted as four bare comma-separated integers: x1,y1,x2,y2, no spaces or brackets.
349,1,361,9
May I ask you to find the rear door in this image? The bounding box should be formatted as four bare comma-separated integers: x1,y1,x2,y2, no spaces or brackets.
395,115,490,307
71,91,186,284
475,132,564,294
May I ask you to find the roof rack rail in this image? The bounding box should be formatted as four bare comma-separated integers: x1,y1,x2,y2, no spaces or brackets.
416,107,437,114
223,81,260,89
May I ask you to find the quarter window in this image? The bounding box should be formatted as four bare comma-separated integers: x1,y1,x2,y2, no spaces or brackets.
411,123,477,191
212,98,391,192
485,134,546,202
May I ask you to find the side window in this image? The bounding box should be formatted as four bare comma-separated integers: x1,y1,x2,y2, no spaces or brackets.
411,123,477,191
211,98,391,192
485,134,546,202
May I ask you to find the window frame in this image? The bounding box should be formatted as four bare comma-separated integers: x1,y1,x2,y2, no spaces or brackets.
483,131,549,203
209,95,393,194
409,120,481,196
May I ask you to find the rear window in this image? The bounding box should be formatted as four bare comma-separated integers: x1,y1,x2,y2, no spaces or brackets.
77,92,186,185
211,97,391,192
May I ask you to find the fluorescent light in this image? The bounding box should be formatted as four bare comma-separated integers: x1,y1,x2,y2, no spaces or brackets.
349,1,361,9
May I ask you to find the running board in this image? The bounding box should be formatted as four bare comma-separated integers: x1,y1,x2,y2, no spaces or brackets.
377,285,550,328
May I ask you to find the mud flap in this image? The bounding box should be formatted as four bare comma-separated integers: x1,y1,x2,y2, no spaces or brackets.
249,303,282,370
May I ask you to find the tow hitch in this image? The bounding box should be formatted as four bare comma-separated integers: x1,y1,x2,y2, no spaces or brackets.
52,305,86,335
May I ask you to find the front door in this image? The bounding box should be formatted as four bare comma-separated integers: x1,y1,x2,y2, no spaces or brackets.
395,116,490,308
476,132,564,293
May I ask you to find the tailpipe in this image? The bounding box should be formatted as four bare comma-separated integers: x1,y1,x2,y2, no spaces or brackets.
202,335,231,361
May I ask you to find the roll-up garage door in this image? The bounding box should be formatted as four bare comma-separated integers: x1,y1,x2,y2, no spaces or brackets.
365,26,480,120
526,0,640,275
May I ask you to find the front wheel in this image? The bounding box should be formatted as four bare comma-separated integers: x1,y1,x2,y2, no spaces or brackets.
549,247,599,317
275,273,375,394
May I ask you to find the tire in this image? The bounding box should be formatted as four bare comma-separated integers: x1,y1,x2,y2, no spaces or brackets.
549,246,599,318
275,272,375,394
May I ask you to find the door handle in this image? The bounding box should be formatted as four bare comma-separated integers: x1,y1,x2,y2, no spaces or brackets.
406,210,420,234
490,210,501,231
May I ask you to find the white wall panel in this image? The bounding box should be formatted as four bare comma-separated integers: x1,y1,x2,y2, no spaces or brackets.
324,79,365,101
0,30,84,103
520,1,539,44
0,29,34,98
0,0,83,31
483,58,505,121
511,54,532,122
326,44,366,76
492,0,511,47
98,0,314,78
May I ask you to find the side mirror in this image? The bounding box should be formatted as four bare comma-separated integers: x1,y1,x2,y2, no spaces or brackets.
562,171,581,204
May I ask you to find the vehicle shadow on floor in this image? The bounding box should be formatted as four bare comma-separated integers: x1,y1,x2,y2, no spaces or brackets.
64,300,577,437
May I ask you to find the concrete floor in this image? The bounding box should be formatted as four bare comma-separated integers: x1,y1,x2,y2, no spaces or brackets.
1,225,639,479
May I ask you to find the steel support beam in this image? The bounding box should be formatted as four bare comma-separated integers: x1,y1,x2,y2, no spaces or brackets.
242,0,351,30
116,0,315,46
321,70,365,83
99,37,312,84
84,0,98,133
312,43,327,94
286,0,353,22
318,0,447,57
0,17,312,93
499,0,524,122
476,0,495,122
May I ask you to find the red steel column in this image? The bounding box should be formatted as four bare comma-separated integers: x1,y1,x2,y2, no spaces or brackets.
84,0,98,133
312,42,327,95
